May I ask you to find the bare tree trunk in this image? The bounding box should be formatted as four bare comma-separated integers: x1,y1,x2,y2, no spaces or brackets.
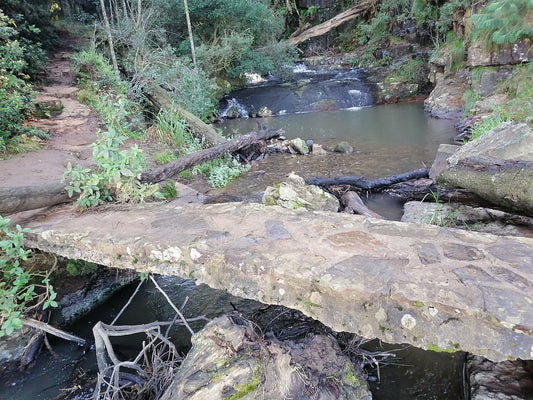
0,182,75,215
183,0,197,67
99,0,120,79
141,123,281,184
288,0,374,45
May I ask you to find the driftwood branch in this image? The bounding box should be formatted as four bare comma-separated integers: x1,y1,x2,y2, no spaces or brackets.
288,0,374,45
306,168,429,190
341,191,384,219
22,318,87,346
141,122,282,184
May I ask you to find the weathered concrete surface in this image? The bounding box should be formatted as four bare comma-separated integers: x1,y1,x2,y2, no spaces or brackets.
21,202,533,362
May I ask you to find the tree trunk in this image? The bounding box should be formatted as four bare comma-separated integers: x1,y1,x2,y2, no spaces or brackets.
288,0,375,45
183,0,197,67
145,85,227,147
0,182,75,215
141,123,281,184
99,0,120,79
305,168,429,190
341,191,384,219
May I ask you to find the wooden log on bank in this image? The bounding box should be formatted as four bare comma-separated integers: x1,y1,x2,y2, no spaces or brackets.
288,0,375,45
341,191,384,219
0,182,74,215
305,168,429,190
141,122,282,184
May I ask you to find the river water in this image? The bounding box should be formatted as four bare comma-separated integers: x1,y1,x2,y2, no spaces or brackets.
215,102,457,219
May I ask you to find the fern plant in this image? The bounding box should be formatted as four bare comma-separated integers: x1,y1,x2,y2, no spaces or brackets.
472,0,533,47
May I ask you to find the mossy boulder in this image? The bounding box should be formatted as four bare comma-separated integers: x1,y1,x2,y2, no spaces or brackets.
160,315,371,400
263,173,339,212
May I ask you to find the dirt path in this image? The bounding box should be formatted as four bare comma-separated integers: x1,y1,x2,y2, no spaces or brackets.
0,44,99,187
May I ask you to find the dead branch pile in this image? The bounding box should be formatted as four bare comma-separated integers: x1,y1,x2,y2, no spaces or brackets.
92,275,209,400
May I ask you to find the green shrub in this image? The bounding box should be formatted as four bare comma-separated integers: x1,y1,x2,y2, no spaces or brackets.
0,216,57,337
0,9,46,150
64,128,162,209
72,50,144,136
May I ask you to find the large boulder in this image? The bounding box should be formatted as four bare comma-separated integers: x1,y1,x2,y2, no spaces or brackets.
263,173,339,212
160,314,371,400
438,122,533,216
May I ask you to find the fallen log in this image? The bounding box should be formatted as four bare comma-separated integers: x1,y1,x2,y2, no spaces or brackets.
0,182,74,215
341,191,384,219
288,0,375,45
438,155,533,217
305,168,429,190
141,122,282,184
146,85,227,146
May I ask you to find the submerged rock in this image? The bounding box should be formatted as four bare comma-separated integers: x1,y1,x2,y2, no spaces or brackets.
262,172,339,212
160,314,371,400
333,141,354,153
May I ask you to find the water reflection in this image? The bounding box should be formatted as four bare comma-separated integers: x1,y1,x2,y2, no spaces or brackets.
214,103,456,205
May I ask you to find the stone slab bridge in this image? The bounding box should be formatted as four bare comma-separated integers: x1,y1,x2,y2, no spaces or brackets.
22,202,533,362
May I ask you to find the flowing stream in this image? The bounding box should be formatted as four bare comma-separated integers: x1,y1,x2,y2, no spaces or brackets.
215,102,457,219
0,68,465,399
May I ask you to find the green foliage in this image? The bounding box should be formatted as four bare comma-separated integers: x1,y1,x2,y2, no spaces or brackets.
463,88,483,116
471,114,509,140
159,180,178,200
0,9,47,150
472,0,533,47
388,57,427,84
154,110,249,187
72,50,144,136
64,128,162,209
0,215,57,337
195,155,249,188
66,259,99,276
495,62,533,124
157,0,294,78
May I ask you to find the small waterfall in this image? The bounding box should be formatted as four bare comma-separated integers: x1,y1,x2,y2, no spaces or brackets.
218,67,375,117
219,97,250,119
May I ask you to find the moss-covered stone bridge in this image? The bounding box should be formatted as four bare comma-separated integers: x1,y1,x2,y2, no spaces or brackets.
22,201,533,362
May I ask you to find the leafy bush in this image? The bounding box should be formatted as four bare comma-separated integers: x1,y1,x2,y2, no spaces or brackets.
0,216,57,337
64,128,162,209
72,50,144,136
0,10,45,150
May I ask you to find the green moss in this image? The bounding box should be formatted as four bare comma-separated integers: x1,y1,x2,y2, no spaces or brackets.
227,368,261,400
427,344,455,353
415,301,424,307
264,197,277,206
